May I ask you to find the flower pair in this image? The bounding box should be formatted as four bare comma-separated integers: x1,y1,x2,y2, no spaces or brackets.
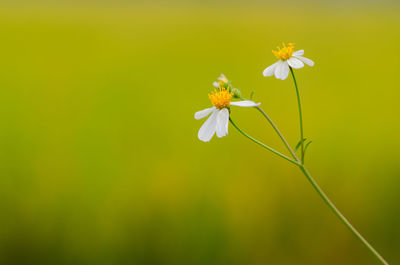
195,43,313,142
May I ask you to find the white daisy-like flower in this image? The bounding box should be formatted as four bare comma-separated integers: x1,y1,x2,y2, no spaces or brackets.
263,43,314,80
195,87,260,142
212,73,229,88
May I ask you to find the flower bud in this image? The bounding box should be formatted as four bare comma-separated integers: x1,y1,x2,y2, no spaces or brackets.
231,87,242,99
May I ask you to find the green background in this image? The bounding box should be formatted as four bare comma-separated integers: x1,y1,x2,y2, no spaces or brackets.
0,2,399,265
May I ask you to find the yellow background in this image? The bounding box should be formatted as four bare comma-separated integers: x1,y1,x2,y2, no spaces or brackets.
0,2,399,264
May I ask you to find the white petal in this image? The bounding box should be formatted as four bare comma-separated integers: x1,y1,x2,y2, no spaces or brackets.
294,55,314,67
217,73,226,81
212,81,219,88
292,50,304,56
216,108,229,138
274,61,290,80
195,107,215,120
287,57,304,69
263,61,279,77
273,61,283,78
230,100,260,107
198,109,218,142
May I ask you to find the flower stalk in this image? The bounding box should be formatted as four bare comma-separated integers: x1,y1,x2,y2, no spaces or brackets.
236,62,389,263
196,44,390,264
230,116,389,265
290,67,305,164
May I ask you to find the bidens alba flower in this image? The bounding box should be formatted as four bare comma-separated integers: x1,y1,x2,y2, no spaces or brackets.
263,43,314,80
212,74,229,89
195,87,260,142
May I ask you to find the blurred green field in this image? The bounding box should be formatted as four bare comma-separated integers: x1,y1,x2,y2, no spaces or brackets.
0,3,399,265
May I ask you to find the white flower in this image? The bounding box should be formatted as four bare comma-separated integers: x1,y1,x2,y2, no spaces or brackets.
195,87,260,142
263,43,314,80
212,73,229,88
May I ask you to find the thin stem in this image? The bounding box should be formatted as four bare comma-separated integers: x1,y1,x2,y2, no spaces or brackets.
255,106,300,163
299,166,389,265
290,67,304,164
236,90,388,264
229,118,299,166
238,96,300,163
231,107,389,264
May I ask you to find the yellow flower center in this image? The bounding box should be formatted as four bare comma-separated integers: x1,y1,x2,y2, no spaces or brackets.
272,42,294,60
208,87,233,109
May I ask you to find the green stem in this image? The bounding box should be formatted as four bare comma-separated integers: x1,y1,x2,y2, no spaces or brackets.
299,166,389,265
229,118,299,166
255,106,299,162
290,67,305,164
238,96,299,163
236,89,388,264
239,69,389,264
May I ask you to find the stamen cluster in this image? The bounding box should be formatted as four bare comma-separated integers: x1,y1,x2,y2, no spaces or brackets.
208,87,233,109
272,43,294,60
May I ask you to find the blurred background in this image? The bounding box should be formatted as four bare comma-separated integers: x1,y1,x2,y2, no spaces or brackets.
0,1,399,264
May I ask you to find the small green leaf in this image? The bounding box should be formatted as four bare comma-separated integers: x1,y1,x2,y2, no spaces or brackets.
295,138,307,152
249,91,255,100
304,140,312,156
